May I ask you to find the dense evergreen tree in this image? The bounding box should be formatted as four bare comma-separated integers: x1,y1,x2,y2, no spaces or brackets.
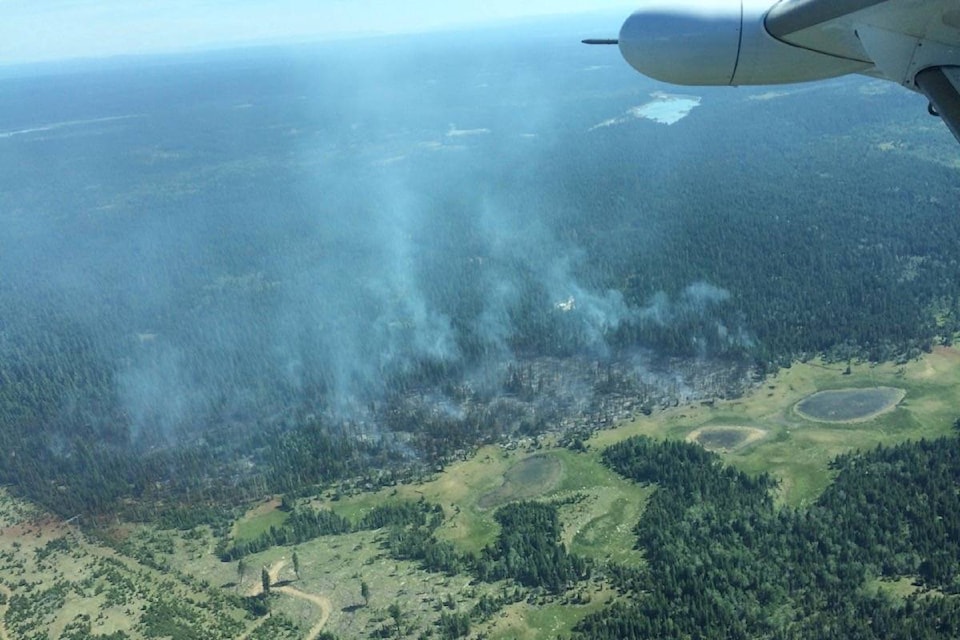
260,567,271,596
437,610,471,639
574,434,960,639
475,501,589,593
220,507,352,561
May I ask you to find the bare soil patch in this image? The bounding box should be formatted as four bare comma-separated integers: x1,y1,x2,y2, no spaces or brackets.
685,426,768,452
795,387,905,423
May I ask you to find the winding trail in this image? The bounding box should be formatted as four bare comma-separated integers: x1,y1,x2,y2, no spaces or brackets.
0,584,11,640
246,559,286,597
275,585,333,640
239,559,333,640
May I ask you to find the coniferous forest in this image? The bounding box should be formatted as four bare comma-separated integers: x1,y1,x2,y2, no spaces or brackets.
571,435,960,639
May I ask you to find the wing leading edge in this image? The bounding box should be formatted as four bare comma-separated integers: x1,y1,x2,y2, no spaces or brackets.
601,0,960,143
768,0,960,142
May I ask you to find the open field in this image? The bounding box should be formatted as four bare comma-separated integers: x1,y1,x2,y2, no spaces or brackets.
232,497,288,543
866,576,927,599
243,559,332,640
477,454,564,510
592,348,960,507
303,441,650,567
0,489,283,640
211,529,499,639
208,441,651,637
485,589,616,640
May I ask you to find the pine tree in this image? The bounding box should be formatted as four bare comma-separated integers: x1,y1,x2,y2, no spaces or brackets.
237,558,247,588
387,602,403,638
261,567,271,596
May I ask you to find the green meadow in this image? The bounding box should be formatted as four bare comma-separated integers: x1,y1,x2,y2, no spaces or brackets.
216,349,960,638
4,349,958,640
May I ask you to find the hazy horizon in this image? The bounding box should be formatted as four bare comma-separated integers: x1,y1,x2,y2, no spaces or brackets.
0,2,636,66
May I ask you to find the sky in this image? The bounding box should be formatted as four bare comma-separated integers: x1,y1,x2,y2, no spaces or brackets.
0,0,638,65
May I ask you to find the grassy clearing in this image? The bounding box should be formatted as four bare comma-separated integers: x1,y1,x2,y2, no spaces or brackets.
318,442,653,564
548,448,649,565
562,491,648,565
477,453,564,510
0,490,258,640
234,507,289,543
186,526,503,640
232,498,288,543
485,588,615,640
590,349,960,507
214,441,653,638
315,443,559,555
213,349,960,638
866,576,926,599
314,451,497,553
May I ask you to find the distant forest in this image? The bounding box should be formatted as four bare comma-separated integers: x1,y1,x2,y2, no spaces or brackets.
0,32,959,520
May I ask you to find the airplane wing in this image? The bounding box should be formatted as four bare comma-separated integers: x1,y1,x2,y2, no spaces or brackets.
589,1,960,143
767,0,960,141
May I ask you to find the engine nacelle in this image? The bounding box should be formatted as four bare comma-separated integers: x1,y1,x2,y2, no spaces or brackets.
617,0,869,86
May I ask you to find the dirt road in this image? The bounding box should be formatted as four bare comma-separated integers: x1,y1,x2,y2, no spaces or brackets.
246,559,286,597
241,558,333,640
276,585,333,640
